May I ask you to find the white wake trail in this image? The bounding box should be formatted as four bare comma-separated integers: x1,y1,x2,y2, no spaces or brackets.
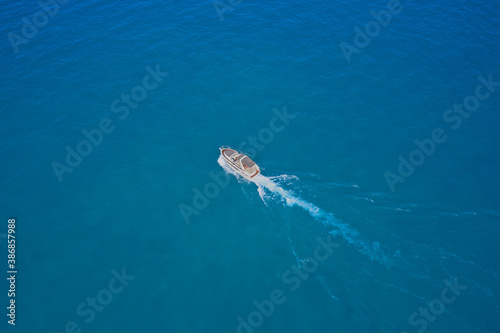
218,156,390,264
252,173,359,242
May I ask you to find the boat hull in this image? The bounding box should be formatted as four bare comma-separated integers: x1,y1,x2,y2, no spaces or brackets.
220,147,260,180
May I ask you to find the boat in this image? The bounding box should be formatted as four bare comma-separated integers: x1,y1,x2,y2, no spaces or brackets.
219,146,260,180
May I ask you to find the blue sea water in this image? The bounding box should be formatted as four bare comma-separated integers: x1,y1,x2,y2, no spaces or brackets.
1,0,499,332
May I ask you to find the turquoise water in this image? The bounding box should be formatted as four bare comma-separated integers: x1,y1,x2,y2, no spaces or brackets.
1,0,499,332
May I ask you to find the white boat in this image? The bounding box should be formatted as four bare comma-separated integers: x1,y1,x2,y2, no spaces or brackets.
219,146,260,180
